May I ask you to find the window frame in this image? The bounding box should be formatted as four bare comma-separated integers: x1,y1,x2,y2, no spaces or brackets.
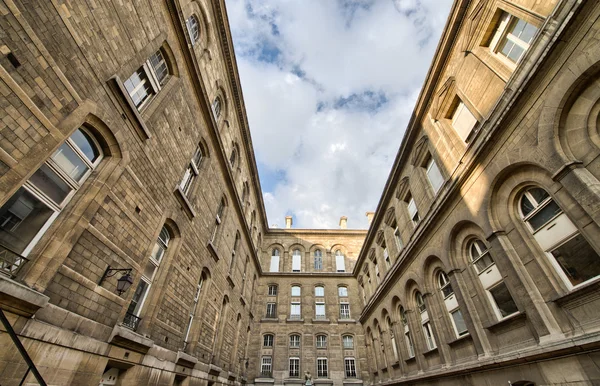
317,357,328,378
263,334,274,347
289,334,301,348
342,334,354,349
344,357,357,378
123,48,170,111
316,334,327,349
489,11,539,65
289,357,300,378
261,356,272,377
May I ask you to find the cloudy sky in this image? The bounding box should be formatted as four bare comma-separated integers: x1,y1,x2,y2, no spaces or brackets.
226,0,453,229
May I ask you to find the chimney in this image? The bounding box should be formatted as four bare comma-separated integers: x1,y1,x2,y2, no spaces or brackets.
366,212,375,225
285,216,293,229
339,216,348,229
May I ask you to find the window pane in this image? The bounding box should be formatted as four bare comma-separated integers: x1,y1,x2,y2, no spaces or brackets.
315,286,324,297
527,200,562,231
29,164,73,205
427,158,444,193
343,335,353,348
124,68,153,108
149,50,168,85
551,234,600,286
150,242,165,264
291,286,301,296
70,129,100,163
452,101,478,141
338,287,348,297
51,143,90,182
474,252,494,273
489,282,518,318
0,188,55,254
451,309,468,336
316,303,326,317
520,194,536,217
127,279,149,316
528,187,549,205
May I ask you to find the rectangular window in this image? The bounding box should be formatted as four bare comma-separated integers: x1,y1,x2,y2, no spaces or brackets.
148,50,168,86
488,281,519,318
338,287,348,297
405,332,415,358
290,302,301,319
407,196,420,226
266,303,277,318
374,262,381,284
290,335,300,348
270,255,280,272
315,302,326,319
314,255,323,270
339,303,350,319
316,335,327,348
383,246,391,268
124,67,154,109
422,321,437,350
426,157,444,194
451,309,468,337
344,358,357,378
268,285,278,296
342,335,354,349
451,100,478,142
490,12,538,64
394,227,403,250
263,335,274,347
317,358,328,378
261,356,272,377
292,254,301,272
289,358,300,377
179,166,195,195
336,254,346,272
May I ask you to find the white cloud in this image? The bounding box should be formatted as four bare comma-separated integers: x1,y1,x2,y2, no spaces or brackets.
226,0,453,229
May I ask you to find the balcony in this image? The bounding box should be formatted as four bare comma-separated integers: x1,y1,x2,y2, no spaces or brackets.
123,312,142,331
0,244,29,278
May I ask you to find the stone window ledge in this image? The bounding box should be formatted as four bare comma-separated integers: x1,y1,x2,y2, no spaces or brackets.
484,311,526,332
176,350,198,368
423,347,439,357
404,356,416,364
286,318,304,323
391,361,401,369
0,275,49,317
260,317,279,323
109,324,153,354
283,378,303,385
312,318,331,323
314,379,333,384
337,319,356,323
207,241,220,262
448,333,472,347
174,187,196,219
551,279,600,305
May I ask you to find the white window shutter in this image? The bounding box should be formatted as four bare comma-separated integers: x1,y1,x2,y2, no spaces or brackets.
270,256,280,272
336,255,345,272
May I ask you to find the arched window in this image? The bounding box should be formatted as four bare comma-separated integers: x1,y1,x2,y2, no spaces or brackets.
212,97,222,120
314,249,323,270
415,291,436,350
342,334,354,349
289,333,301,348
520,186,600,287
315,286,325,297
270,248,280,272
438,271,453,298
186,15,200,43
292,249,301,272
335,249,346,272
263,333,274,347
399,306,414,358
0,128,103,258
468,238,518,320
316,334,327,348
438,270,468,337
183,271,207,350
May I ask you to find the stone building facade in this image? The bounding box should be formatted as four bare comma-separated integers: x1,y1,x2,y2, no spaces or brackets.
0,0,599,385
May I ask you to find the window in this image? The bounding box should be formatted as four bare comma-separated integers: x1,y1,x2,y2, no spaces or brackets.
339,303,350,319
316,335,327,348
394,226,403,251
387,317,399,361
229,147,237,168
263,334,274,347
489,11,538,64
212,97,222,120
344,358,357,378
317,358,328,378
266,303,277,318
374,261,381,284
210,198,226,243
450,99,478,142
451,309,468,337
289,334,300,348
488,281,519,318
290,302,301,319
125,225,170,330
261,356,272,377
186,15,200,43
270,248,280,272
229,231,240,273
342,335,354,349
438,271,453,298
415,292,426,313
289,358,300,378
520,187,600,287
335,250,346,272
268,285,278,296
426,156,444,194
315,300,326,319
183,274,204,350
314,249,323,270
124,49,169,110
406,194,420,226
179,145,204,196
0,128,102,257
292,249,301,272
338,286,348,297
415,291,436,350
422,321,436,350
291,286,301,297
470,239,494,273
400,307,414,358
315,286,325,297
383,242,391,269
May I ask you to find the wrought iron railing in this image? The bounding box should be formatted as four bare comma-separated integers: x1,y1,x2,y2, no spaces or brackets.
0,244,29,278
123,312,142,331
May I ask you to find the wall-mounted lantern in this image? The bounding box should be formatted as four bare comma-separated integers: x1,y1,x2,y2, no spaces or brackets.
99,266,134,296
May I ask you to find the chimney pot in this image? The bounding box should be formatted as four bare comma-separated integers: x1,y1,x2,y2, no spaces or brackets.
285,216,293,229
366,212,375,225
339,216,348,229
